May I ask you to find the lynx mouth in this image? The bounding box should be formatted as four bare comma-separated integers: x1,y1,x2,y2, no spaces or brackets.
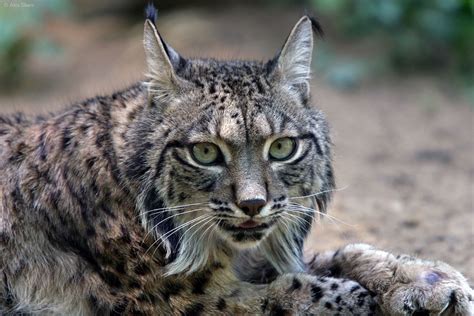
238,219,261,229
218,220,271,232
217,218,277,244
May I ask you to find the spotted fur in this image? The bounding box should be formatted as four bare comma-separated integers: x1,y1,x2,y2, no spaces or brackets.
0,8,472,315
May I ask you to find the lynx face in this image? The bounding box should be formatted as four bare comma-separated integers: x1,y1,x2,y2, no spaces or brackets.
160,66,331,248
128,14,334,274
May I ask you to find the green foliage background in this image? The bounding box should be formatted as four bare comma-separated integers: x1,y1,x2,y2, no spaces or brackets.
0,0,472,95
0,0,70,89
312,0,473,87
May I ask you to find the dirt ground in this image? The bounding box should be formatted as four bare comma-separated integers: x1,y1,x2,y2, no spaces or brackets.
1,7,472,281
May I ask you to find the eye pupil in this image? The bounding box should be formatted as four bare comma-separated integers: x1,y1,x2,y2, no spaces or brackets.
269,137,296,161
191,143,221,165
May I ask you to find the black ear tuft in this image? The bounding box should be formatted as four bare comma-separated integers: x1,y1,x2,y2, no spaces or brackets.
308,16,324,38
145,3,158,26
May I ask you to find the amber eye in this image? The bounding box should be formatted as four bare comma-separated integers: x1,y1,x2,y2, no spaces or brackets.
191,143,222,165
269,137,297,161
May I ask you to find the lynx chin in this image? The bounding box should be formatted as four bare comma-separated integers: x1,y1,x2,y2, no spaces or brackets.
0,5,472,315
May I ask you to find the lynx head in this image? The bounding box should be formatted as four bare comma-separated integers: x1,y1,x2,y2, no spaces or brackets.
127,8,334,275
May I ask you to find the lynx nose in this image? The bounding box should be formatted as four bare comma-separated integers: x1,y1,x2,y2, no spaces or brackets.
238,199,266,217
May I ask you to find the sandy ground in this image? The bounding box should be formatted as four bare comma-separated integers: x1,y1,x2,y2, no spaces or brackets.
1,7,473,281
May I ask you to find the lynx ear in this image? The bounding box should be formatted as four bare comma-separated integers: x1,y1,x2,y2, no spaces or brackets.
143,19,186,102
271,16,316,99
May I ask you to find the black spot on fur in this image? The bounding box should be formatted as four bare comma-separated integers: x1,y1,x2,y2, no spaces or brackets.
209,84,216,94
128,279,141,289
211,261,224,270
350,285,361,293
261,298,269,311
134,262,151,276
119,225,131,243
178,192,189,202
38,131,47,160
191,271,211,294
182,302,204,316
268,304,287,316
110,298,129,316
289,278,302,291
256,79,265,94
161,280,185,301
100,271,122,288
8,145,26,164
3,272,15,308
216,298,227,310
137,293,148,302
193,80,204,89
167,181,175,201
85,157,97,169
328,264,342,277
113,259,126,275
61,127,73,150
0,232,10,244
311,284,324,302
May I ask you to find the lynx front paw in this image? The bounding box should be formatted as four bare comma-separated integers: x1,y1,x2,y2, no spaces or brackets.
264,274,379,315
380,258,474,315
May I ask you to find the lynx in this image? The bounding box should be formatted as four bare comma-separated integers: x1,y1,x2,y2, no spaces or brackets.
0,6,472,315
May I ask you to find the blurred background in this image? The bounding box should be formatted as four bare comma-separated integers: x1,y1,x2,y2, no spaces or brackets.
0,0,472,279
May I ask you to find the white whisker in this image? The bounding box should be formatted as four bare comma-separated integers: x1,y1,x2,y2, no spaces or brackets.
287,205,336,224
142,208,207,242
287,204,354,227
177,216,215,247
161,214,211,244
288,186,348,200
274,213,292,233
137,201,208,218
196,217,218,247
279,213,302,229
284,211,313,227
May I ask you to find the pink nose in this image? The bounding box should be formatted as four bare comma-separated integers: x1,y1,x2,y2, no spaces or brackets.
237,199,266,217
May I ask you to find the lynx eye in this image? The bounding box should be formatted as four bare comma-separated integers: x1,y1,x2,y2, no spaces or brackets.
191,143,222,165
269,137,297,161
